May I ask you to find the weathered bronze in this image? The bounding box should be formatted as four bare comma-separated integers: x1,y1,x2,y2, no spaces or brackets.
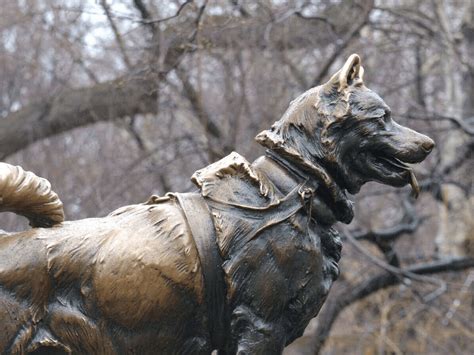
0,54,434,354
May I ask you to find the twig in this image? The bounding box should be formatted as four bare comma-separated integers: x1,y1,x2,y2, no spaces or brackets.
100,0,132,69
138,0,193,25
442,271,474,325
353,198,423,244
294,11,337,34
342,226,448,301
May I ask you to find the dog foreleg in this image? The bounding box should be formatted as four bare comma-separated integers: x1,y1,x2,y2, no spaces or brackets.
229,305,286,355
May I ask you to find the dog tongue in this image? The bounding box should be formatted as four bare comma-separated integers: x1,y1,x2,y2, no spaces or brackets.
409,170,420,198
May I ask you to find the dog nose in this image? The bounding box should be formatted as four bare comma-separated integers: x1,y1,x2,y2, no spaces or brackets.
421,138,435,153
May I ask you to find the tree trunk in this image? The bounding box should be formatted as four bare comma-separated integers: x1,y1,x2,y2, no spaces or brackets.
435,2,474,258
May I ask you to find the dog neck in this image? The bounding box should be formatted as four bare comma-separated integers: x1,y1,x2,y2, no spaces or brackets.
252,151,354,225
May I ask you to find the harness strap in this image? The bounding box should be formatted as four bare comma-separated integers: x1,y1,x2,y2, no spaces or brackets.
175,192,227,350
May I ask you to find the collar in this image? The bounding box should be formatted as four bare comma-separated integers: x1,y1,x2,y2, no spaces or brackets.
255,150,354,224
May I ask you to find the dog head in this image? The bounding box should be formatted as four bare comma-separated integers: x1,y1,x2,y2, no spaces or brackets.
256,54,434,197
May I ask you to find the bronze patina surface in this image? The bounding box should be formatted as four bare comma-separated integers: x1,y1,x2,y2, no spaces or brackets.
0,54,434,354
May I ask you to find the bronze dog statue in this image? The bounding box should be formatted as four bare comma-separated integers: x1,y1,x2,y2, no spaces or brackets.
0,55,434,354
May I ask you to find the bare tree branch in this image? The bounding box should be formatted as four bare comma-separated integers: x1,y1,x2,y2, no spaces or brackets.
0,32,190,159
353,198,423,244
343,226,447,292
133,0,157,34
138,0,194,25
310,257,474,354
351,198,424,266
0,69,157,160
294,11,337,34
311,0,374,87
0,13,335,159
403,112,474,136
100,0,132,69
174,67,221,139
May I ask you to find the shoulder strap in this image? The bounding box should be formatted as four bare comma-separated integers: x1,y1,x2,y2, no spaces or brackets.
175,192,227,350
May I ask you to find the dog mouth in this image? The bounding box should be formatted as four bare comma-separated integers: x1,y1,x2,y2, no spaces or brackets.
363,153,420,197
379,156,420,197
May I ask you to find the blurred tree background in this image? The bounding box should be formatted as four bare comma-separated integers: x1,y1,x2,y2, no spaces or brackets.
0,0,472,353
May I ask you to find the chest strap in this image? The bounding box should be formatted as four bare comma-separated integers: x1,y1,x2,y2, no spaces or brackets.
175,192,227,350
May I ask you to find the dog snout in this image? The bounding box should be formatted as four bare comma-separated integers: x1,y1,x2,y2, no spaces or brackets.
389,123,434,163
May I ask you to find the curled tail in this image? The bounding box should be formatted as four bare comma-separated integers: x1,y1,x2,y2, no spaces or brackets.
0,163,64,228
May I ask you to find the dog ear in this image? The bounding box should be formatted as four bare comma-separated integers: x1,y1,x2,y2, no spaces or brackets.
323,54,364,93
339,54,361,88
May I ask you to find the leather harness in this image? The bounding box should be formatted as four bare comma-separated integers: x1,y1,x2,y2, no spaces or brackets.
175,192,227,350
175,172,313,350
